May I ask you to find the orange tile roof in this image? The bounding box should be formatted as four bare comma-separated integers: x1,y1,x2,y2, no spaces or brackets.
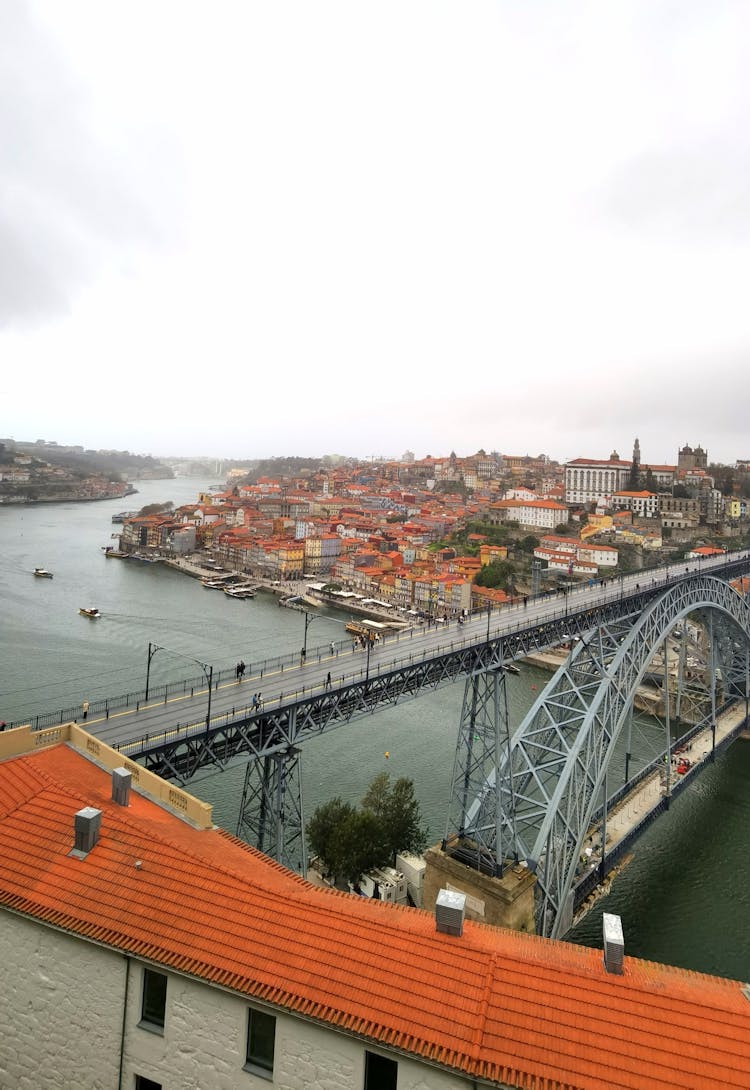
1,744,749,1090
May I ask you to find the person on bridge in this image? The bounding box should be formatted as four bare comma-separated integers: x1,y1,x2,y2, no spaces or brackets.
326,672,331,688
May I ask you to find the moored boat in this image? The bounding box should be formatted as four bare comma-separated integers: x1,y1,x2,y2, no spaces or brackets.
79,607,102,619
223,583,257,599
33,567,53,579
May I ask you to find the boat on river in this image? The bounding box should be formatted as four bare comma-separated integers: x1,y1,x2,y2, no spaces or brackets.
79,607,102,619
33,567,53,579
223,583,257,599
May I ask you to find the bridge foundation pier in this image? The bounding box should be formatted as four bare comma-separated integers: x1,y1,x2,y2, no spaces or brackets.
422,842,536,933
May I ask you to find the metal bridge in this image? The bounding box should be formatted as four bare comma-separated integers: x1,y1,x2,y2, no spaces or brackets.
58,551,750,937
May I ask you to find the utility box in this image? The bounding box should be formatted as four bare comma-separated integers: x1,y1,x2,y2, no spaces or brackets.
378,866,408,905
396,852,426,907
352,868,407,904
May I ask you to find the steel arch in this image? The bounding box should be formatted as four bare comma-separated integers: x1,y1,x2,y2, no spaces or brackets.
479,576,750,940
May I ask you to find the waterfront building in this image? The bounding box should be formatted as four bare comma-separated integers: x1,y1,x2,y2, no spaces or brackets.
4,725,746,1090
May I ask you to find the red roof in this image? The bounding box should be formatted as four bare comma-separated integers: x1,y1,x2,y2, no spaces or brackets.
1,742,749,1089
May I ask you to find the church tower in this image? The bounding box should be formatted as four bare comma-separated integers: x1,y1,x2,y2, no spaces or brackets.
632,437,641,468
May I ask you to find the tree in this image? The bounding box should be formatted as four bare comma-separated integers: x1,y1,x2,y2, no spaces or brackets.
335,810,390,884
137,501,174,516
306,797,356,876
519,534,540,554
307,774,428,882
473,559,514,589
627,460,641,490
361,773,428,860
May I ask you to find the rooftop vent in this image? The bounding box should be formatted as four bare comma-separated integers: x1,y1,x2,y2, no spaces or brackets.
72,806,102,856
112,767,131,807
603,912,624,974
435,888,465,936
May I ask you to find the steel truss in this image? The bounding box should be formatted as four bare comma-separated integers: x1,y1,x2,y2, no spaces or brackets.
444,659,517,877
458,576,750,940
237,747,307,874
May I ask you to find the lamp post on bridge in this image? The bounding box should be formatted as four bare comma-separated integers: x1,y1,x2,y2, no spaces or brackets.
144,641,214,730
285,598,319,662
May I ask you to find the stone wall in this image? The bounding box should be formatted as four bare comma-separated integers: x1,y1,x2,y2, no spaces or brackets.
423,843,536,933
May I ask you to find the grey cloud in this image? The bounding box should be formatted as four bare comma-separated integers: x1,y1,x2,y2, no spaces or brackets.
599,138,750,244
548,348,750,460
0,3,184,327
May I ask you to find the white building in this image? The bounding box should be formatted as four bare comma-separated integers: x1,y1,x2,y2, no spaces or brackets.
564,456,631,505
537,536,619,571
611,490,660,518
1,724,748,1090
490,498,568,531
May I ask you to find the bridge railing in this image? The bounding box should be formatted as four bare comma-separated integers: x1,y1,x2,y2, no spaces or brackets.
14,554,746,733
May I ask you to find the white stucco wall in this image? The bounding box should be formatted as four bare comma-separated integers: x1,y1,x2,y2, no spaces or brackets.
1,911,474,1090
125,965,473,1090
0,912,125,1090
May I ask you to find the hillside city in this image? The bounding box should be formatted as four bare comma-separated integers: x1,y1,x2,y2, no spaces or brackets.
107,439,750,616
80,436,750,619
4,437,749,614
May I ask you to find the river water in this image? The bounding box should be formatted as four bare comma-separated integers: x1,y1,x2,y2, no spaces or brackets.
1,478,748,981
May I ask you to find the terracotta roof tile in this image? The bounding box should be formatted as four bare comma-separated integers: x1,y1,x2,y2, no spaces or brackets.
1,744,749,1090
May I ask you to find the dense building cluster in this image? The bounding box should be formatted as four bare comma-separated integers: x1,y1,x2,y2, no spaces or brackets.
117,442,750,612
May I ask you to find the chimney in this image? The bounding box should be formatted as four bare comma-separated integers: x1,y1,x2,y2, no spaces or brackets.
73,806,102,855
603,912,624,974
435,888,465,936
112,767,131,807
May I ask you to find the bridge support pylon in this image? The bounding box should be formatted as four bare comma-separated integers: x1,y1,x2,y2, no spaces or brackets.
443,659,517,877
236,747,307,876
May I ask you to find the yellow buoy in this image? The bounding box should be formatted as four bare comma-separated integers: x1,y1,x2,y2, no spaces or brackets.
384,751,389,759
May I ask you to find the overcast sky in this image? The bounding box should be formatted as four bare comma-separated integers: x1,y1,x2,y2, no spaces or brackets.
1,1,748,466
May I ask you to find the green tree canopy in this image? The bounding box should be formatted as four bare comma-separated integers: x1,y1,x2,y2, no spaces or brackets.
473,559,515,589
518,534,540,554
307,774,428,883
306,797,356,876
361,772,428,860
137,501,174,516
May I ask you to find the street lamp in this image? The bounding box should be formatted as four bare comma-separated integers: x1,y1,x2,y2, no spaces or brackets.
285,599,319,661
365,632,373,684
144,642,214,730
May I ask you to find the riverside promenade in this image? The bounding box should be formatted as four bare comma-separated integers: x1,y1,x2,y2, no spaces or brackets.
573,700,749,921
